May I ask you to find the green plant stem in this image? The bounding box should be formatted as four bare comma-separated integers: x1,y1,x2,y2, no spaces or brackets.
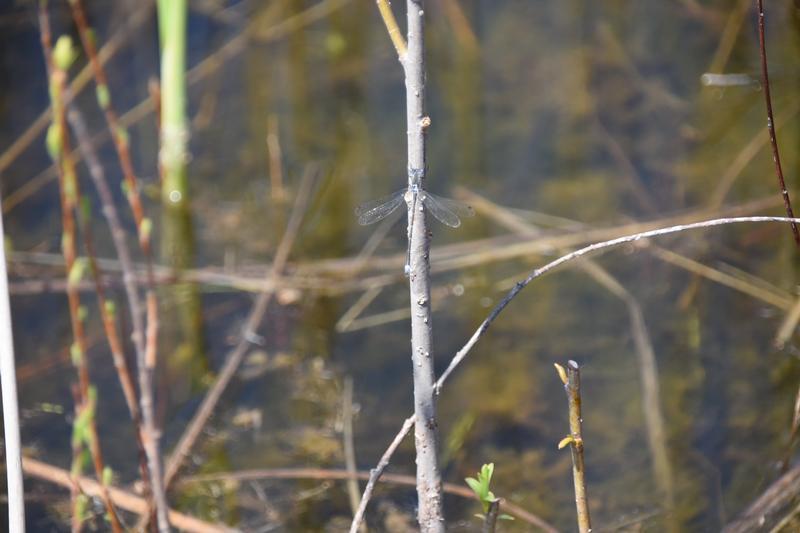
158,0,189,206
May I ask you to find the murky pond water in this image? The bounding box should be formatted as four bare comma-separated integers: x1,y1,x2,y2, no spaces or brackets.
3,0,800,531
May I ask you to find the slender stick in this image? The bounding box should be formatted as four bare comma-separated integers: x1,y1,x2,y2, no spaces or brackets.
68,2,169,528
22,457,232,533
376,0,407,57
482,499,500,533
401,1,444,530
557,361,591,533
755,0,800,247
355,216,800,523
342,377,367,532
65,103,153,505
164,165,317,487
0,195,25,532
38,7,123,531
349,416,414,533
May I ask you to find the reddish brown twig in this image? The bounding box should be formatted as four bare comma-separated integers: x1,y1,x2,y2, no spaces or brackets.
68,1,168,528
22,457,232,533
38,5,122,532
755,0,800,248
66,103,153,506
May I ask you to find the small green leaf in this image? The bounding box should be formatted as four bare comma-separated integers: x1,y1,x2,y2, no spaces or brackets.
558,435,574,450
53,35,77,71
481,463,494,485
46,123,62,161
104,300,116,317
87,385,98,407
554,362,568,385
96,83,110,109
77,305,88,323
102,466,114,486
75,493,89,521
68,258,87,286
465,477,482,497
70,342,83,366
139,217,152,242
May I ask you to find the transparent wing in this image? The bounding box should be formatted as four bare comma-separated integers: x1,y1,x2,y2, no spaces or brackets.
421,192,475,228
355,189,406,225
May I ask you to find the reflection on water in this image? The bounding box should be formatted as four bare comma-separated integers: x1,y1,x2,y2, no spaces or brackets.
3,0,800,530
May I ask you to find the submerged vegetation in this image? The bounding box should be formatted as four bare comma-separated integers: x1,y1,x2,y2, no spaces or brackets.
2,0,800,531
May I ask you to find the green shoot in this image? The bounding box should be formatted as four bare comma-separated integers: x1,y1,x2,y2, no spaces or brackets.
465,463,514,522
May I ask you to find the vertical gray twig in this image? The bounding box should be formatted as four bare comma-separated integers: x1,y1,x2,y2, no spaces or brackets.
403,1,445,530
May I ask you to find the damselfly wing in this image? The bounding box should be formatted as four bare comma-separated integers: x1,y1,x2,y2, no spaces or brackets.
356,189,474,227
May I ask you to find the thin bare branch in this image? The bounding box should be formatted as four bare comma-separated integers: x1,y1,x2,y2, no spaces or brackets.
38,6,123,530
755,0,800,247
342,377,367,532
350,416,413,533
66,102,153,508
375,0,407,58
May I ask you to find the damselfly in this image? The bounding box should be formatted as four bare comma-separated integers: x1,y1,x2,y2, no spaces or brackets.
355,177,474,273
